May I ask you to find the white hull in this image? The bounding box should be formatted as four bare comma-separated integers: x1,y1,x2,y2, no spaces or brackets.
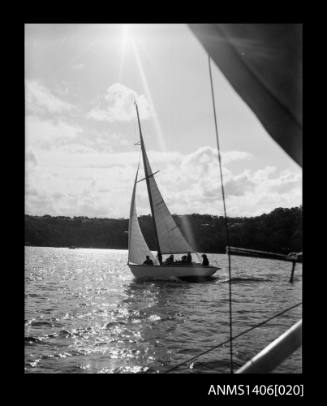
128,263,219,280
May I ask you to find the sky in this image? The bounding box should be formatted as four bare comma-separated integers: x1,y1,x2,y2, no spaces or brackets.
25,24,302,219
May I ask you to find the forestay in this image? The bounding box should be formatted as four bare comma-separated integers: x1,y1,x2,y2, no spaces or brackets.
128,168,158,265
142,145,195,254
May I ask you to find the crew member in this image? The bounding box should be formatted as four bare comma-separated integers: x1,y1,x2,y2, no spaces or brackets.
143,255,154,265
201,254,209,266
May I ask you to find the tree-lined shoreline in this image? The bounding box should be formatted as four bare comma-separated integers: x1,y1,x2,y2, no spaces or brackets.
25,206,302,254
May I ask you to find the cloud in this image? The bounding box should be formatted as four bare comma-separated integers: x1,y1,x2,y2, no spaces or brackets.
87,83,151,122
222,150,252,163
26,115,83,151
25,143,302,218
223,166,302,217
26,151,38,166
26,80,74,115
181,146,251,177
268,170,302,194
25,186,38,196
71,63,85,70
151,149,301,217
26,112,128,154
25,189,58,215
25,163,137,218
224,172,255,197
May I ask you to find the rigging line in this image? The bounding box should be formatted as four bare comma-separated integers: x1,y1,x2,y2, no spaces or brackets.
165,302,302,373
208,55,233,374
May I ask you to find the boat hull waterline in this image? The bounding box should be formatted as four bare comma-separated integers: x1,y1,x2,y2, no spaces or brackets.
128,264,219,280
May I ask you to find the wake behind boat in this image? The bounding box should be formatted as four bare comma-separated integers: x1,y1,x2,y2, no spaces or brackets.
127,102,219,281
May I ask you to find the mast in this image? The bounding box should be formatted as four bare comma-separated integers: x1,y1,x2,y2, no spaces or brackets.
134,102,162,262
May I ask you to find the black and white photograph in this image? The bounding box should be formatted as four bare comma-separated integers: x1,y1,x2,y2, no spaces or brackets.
24,23,302,381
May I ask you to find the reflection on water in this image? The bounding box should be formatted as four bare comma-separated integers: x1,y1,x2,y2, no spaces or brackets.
25,247,302,373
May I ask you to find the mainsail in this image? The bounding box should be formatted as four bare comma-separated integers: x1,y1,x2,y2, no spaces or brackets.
128,167,158,265
141,136,195,255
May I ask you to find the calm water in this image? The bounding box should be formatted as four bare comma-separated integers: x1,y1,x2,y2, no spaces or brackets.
25,247,302,374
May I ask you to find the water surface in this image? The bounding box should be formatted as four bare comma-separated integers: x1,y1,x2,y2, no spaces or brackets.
25,247,302,373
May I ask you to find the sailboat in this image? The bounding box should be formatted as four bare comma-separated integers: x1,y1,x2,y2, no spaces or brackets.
127,102,219,281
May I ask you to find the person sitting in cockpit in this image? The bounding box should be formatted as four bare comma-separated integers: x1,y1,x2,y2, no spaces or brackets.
143,255,154,265
201,254,209,266
165,254,174,264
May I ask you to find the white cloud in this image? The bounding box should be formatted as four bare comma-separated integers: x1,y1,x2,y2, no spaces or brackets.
224,172,256,197
72,63,85,70
222,150,252,163
26,150,38,166
147,148,301,217
181,146,251,177
26,80,74,115
87,83,151,122
25,143,302,218
26,115,82,150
